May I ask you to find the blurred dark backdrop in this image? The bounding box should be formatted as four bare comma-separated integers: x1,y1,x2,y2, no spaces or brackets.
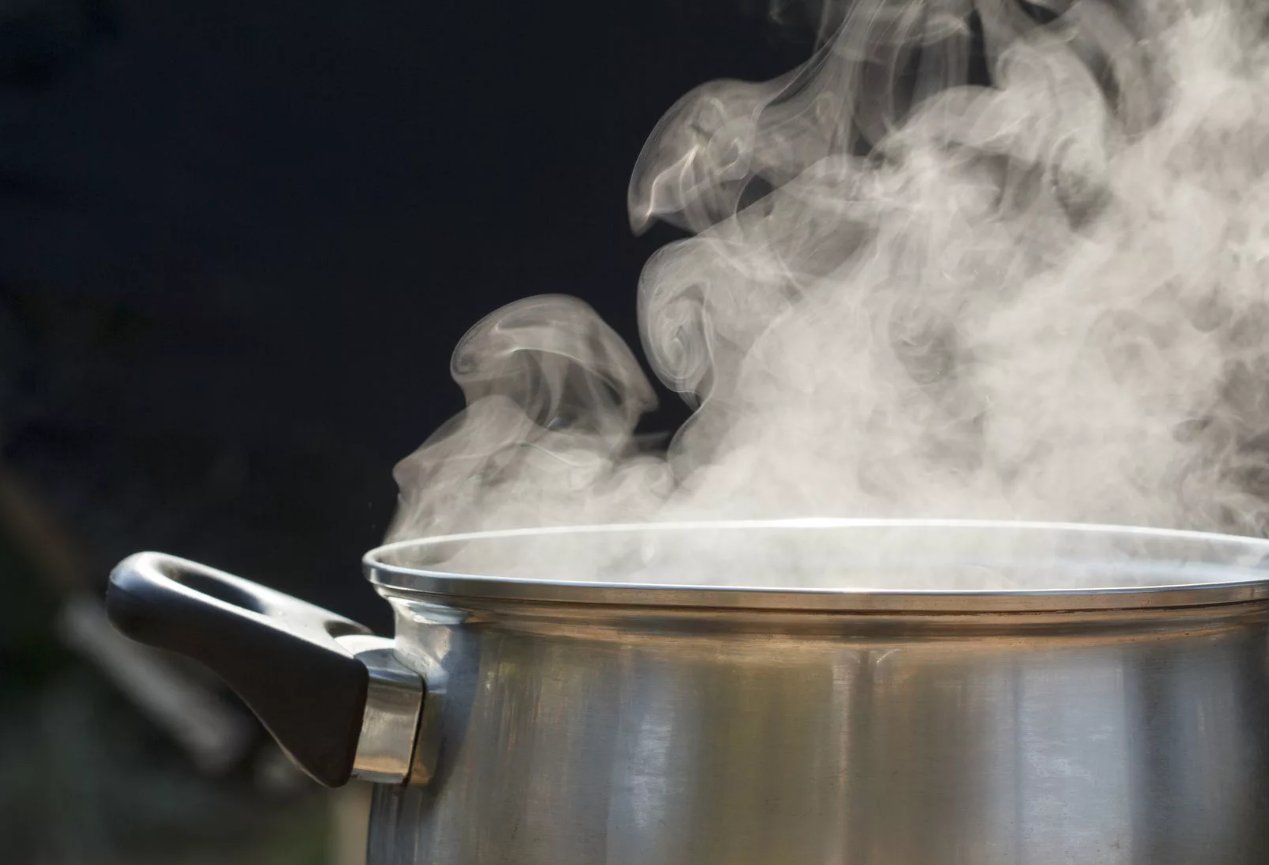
0,0,809,862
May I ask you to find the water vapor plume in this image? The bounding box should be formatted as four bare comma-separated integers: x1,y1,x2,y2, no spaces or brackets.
390,295,671,540
390,0,1269,584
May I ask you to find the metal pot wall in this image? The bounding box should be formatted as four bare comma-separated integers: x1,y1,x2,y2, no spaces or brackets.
106,520,1269,865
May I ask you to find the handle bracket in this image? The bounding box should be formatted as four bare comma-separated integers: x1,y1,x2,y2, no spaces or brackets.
338,635,424,783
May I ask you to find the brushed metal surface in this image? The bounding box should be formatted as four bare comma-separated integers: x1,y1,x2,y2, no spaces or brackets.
365,596,1269,865
360,523,1269,864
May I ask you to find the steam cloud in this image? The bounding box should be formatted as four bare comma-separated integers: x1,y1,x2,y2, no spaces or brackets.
389,0,1269,583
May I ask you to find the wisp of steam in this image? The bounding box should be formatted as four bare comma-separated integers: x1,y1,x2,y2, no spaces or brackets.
386,0,1269,587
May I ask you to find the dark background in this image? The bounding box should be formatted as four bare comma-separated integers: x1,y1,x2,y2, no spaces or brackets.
0,0,814,620
0,0,810,862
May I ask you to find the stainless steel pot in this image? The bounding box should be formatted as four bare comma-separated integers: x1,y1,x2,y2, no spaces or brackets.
106,519,1269,864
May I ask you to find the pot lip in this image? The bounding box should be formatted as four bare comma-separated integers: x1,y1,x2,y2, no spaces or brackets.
362,518,1269,613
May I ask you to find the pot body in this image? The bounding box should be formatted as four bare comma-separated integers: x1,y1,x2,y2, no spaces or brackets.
366,595,1269,865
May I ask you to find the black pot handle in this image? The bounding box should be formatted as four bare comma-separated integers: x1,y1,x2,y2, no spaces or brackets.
106,552,423,787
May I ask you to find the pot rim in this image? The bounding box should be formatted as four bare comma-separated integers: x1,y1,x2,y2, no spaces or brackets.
363,518,1269,613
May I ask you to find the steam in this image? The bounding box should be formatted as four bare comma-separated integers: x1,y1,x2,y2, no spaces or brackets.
390,0,1269,581
389,295,671,539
